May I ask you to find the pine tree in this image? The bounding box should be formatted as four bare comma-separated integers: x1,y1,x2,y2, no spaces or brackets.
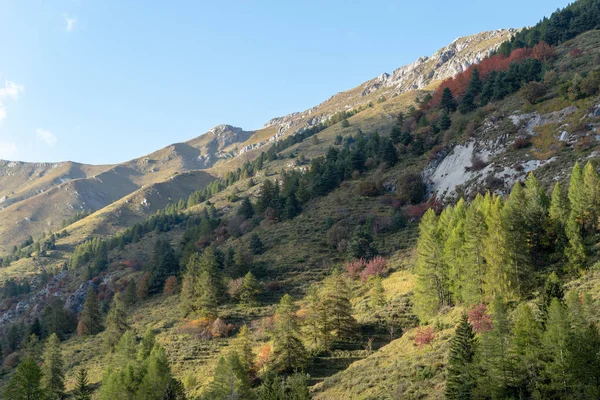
439,109,452,131
414,209,449,320
511,303,542,397
461,198,487,306
240,271,260,307
206,352,253,400
320,271,358,342
136,344,183,400
78,287,103,336
523,172,549,266
3,357,45,400
567,323,600,398
459,90,477,114
303,283,332,352
284,192,302,220
445,314,476,400
468,67,483,95
238,197,255,219
179,252,201,316
104,293,129,350
73,368,92,400
483,195,512,301
249,233,265,255
196,269,219,318
232,325,255,375
478,296,517,398
583,161,600,232
441,87,457,112
540,298,571,397
380,138,398,167
124,279,137,307
566,163,587,270
501,183,531,298
285,373,311,400
148,239,179,294
138,326,156,361
549,182,569,260
273,294,307,372
369,276,386,309
41,333,65,399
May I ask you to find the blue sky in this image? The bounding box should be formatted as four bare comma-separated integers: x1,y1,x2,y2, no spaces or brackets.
0,0,569,165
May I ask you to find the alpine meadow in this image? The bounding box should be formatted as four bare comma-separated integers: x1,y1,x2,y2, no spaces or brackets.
4,1,600,399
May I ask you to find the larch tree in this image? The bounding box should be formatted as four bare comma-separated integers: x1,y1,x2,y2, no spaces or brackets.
78,287,103,336
461,197,487,306
272,294,307,372
501,183,531,298
41,333,65,399
104,293,130,351
414,209,450,320
3,357,45,400
483,195,512,301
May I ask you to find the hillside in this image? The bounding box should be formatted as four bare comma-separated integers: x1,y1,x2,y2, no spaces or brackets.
3,1,600,399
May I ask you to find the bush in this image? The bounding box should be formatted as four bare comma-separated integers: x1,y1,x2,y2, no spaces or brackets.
513,136,532,150
341,119,350,128
520,81,546,104
360,256,387,283
467,303,492,333
414,326,435,348
163,276,178,296
569,48,584,57
396,173,426,205
2,352,19,370
358,181,382,197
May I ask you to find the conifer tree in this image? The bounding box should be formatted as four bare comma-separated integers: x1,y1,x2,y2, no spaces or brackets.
138,326,156,361
284,192,302,220
237,197,255,219
250,233,265,255
3,357,45,400
444,199,467,304
73,368,92,400
483,195,511,301
303,283,331,352
232,324,255,375
104,293,129,350
511,303,542,397
501,183,530,298
414,209,449,319
478,296,517,398
461,197,487,306
549,182,569,259
320,271,358,342
540,298,571,397
78,287,103,336
582,161,600,232
468,67,483,95
380,138,398,167
439,109,452,131
440,87,457,112
240,271,260,307
445,314,476,400
272,294,307,372
179,252,201,316
41,333,65,399
523,172,549,265
136,344,184,400
124,279,137,307
206,352,253,400
369,276,386,310
148,239,179,294
567,163,586,267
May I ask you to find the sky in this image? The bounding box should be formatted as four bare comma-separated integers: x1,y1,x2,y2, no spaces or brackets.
0,0,570,165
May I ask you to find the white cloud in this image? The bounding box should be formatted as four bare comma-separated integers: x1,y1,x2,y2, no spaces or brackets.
0,141,18,160
36,129,57,147
0,80,24,123
64,15,77,32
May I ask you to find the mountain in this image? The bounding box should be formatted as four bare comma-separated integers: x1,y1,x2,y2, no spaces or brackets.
0,29,513,255
4,1,600,398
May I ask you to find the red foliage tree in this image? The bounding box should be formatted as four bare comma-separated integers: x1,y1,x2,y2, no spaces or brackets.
414,326,436,348
360,256,388,283
532,42,557,62
569,48,584,57
344,259,366,280
467,303,493,333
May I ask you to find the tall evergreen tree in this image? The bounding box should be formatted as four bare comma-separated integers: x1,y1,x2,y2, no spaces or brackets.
440,87,457,112
414,209,449,320
523,172,550,266
237,197,255,219
461,197,487,306
483,195,511,301
445,314,476,400
148,239,179,294
3,357,45,400
104,293,129,351
78,287,103,336
272,294,307,372
41,333,65,399
320,271,358,342
511,303,542,397
73,368,92,400
540,298,571,398
249,233,265,255
501,183,531,298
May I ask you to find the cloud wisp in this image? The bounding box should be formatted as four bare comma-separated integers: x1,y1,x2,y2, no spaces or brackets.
0,80,25,123
64,15,77,32
36,129,58,147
